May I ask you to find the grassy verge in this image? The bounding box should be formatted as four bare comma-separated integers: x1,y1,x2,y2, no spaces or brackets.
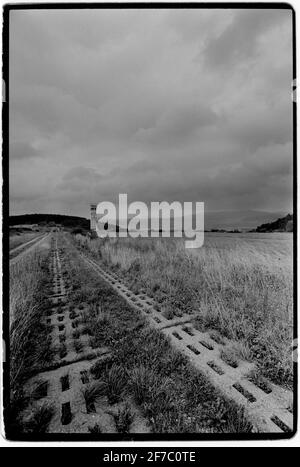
63,237,253,433
7,247,54,436
73,234,293,388
9,232,40,251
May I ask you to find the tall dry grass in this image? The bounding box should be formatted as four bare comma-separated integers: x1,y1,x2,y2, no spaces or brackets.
9,232,40,251
74,233,293,387
62,239,253,433
9,250,50,392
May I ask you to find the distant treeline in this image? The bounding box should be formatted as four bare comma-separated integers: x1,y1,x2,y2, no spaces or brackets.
9,213,90,230
255,214,293,233
9,212,293,234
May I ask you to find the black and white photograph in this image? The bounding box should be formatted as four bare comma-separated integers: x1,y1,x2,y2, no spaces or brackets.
2,3,296,442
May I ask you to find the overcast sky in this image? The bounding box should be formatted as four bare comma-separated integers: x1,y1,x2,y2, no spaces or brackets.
9,8,293,218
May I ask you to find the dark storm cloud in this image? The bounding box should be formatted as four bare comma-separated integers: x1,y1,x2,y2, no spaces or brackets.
225,103,292,152
10,141,40,160
135,103,218,147
203,9,287,69
9,8,293,216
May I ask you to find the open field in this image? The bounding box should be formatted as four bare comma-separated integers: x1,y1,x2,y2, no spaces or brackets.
9,233,51,264
7,232,255,436
6,231,293,437
74,232,293,389
10,232,41,251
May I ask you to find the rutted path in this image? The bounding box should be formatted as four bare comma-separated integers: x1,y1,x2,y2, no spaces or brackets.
80,252,294,434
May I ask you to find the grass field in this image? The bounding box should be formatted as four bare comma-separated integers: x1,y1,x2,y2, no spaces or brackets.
60,238,252,433
8,248,54,434
9,232,41,251
74,232,293,388
7,231,293,435
7,234,254,435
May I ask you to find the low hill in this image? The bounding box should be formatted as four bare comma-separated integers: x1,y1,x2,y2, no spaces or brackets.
204,210,286,230
9,214,90,230
255,214,293,232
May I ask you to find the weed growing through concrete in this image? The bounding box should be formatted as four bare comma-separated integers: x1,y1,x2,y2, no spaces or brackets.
63,240,254,433
74,234,293,388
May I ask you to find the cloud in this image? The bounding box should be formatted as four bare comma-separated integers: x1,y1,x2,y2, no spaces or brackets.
9,8,293,216
57,166,104,197
10,141,40,159
135,103,217,147
226,103,292,152
203,9,290,69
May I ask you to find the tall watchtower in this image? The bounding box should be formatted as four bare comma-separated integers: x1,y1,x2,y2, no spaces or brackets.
90,204,97,231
